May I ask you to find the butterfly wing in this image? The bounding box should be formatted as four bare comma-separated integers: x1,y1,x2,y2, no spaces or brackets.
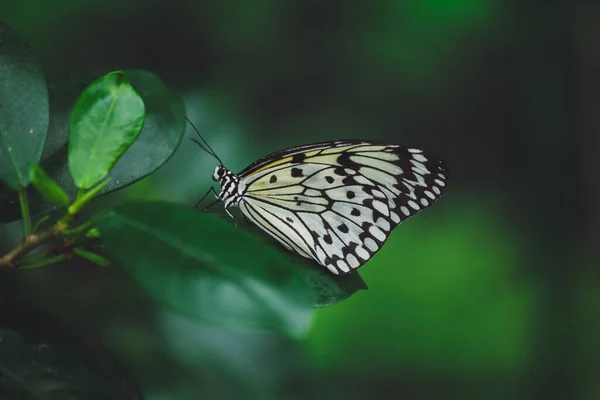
236,140,448,275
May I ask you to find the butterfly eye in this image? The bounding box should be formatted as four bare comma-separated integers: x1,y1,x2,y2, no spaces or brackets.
212,166,223,181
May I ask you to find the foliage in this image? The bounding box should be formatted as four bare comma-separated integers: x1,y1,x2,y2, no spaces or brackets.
0,22,49,190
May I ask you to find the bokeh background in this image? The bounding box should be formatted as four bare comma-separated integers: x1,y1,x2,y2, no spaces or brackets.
0,0,598,399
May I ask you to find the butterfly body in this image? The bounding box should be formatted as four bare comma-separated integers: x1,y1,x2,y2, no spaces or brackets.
209,139,448,276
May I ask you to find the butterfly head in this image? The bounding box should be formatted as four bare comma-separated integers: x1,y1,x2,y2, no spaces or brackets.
186,117,243,212
212,165,227,182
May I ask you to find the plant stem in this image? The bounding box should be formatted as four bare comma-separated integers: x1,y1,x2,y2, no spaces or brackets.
1,181,108,269
75,188,86,202
19,254,67,270
73,248,110,267
0,220,69,268
32,215,50,233
68,179,110,215
62,221,93,237
18,251,48,264
18,187,31,236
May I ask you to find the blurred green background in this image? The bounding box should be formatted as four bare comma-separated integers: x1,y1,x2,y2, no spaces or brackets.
1,0,599,399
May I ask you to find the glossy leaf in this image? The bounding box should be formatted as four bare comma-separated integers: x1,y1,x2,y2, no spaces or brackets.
106,70,185,191
0,22,49,189
28,164,69,207
93,201,315,338
68,71,145,189
0,70,185,223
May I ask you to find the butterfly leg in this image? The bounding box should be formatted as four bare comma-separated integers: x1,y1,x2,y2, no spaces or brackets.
195,186,218,208
221,204,240,226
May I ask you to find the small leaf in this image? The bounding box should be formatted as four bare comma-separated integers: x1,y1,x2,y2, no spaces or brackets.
0,22,49,189
68,71,145,189
93,201,315,338
86,227,101,238
28,164,69,206
106,69,185,189
73,248,110,267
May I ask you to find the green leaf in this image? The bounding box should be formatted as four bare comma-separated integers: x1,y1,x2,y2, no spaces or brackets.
68,71,145,189
0,69,185,223
28,164,69,207
86,227,101,238
93,201,315,338
73,248,110,267
0,22,49,189
105,70,185,190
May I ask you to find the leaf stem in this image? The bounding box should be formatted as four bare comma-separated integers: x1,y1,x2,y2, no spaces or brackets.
75,188,86,202
19,254,67,270
73,248,110,266
62,221,94,237
32,215,50,233
19,250,48,264
68,179,110,215
18,187,31,236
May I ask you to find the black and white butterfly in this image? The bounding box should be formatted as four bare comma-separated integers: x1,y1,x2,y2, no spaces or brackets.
190,120,448,275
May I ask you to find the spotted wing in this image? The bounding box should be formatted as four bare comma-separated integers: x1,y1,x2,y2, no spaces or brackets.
236,140,448,275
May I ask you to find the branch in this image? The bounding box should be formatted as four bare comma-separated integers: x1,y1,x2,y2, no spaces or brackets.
0,180,109,269
0,220,68,268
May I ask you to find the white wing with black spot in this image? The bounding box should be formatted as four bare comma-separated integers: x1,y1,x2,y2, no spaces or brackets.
234,140,448,275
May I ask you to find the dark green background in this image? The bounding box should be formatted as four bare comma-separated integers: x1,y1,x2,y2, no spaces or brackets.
1,0,598,399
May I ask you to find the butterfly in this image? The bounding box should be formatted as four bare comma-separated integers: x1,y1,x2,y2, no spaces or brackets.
189,119,448,275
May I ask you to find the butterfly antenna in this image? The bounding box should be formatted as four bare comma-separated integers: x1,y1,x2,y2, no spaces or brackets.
185,116,224,166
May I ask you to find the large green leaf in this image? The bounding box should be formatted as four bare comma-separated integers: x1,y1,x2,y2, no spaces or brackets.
0,70,185,223
68,71,145,189
0,22,49,189
93,201,315,338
